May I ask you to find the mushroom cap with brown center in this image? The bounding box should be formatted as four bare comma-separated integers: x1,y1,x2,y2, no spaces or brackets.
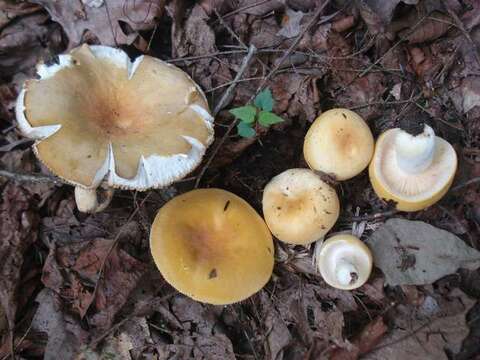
303,108,374,180
150,188,274,305
16,44,214,190
262,168,340,245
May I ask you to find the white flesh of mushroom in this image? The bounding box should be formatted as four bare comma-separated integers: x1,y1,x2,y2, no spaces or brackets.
395,124,435,174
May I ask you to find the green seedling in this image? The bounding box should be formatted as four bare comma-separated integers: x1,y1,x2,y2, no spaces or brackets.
229,88,284,138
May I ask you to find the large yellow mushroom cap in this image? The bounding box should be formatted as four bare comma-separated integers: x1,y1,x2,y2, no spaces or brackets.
16,44,214,191
262,168,340,245
303,108,374,180
369,125,457,212
150,188,274,305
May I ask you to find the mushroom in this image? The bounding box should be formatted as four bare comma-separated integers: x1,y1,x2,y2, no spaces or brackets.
262,168,340,245
315,234,372,290
303,108,374,180
16,44,214,212
369,124,457,211
150,188,274,305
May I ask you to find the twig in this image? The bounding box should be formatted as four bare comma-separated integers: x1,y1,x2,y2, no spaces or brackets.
219,0,272,21
166,50,247,63
214,8,248,49
194,45,257,188
343,209,398,222
451,177,480,192
213,44,257,116
194,2,333,188
0,169,64,185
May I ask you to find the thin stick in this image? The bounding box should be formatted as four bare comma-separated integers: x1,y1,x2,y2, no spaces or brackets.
0,169,64,185
212,45,257,116
194,45,257,189
194,2,333,188
451,177,480,192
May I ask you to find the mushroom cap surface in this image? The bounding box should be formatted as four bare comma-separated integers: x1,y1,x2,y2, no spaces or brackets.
16,44,214,190
369,128,457,211
316,234,372,290
150,188,274,305
303,108,374,180
262,168,340,245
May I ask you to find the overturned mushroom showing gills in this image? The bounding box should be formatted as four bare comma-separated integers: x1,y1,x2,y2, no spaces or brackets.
369,125,457,211
150,188,274,305
303,108,374,180
315,234,372,290
16,44,214,212
262,168,340,245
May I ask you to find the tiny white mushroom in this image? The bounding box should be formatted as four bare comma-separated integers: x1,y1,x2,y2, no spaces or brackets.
315,234,373,290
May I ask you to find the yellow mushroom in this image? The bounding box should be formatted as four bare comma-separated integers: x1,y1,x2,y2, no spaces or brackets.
303,108,374,180
315,234,373,290
369,124,457,211
16,44,214,212
150,188,274,305
262,168,340,245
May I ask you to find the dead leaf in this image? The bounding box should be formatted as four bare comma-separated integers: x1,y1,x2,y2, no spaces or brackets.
42,238,149,331
366,219,480,286
359,0,419,25
0,1,42,29
277,8,305,38
31,289,87,360
365,289,476,359
31,0,162,47
0,183,38,335
399,12,452,44
237,0,283,16
172,4,216,58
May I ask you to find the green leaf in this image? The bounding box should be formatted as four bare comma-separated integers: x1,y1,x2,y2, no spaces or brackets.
237,121,256,138
254,88,274,112
258,111,284,127
229,105,257,124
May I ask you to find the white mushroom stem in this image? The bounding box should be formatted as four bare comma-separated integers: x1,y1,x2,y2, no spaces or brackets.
395,124,436,174
74,186,114,213
334,258,359,286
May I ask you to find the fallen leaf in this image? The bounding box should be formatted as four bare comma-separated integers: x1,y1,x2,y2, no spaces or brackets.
0,183,38,336
366,219,480,286
31,0,162,47
359,0,419,25
42,238,149,331
364,289,476,359
237,0,283,16
277,7,305,38
399,12,452,44
0,1,42,29
31,289,87,360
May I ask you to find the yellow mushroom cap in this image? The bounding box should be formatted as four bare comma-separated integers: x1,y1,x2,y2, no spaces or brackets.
315,234,372,290
262,168,340,245
303,108,374,180
369,125,457,212
16,44,214,190
150,188,274,305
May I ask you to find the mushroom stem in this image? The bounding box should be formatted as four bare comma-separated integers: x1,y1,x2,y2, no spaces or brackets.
74,186,114,213
395,124,435,174
335,258,359,286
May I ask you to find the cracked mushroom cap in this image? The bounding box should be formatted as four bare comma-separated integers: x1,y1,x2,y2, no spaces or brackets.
262,169,340,245
303,109,374,180
369,125,457,211
150,188,274,305
16,44,214,190
315,234,372,290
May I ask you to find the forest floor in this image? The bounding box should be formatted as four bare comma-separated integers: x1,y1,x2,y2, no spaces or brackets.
0,0,480,359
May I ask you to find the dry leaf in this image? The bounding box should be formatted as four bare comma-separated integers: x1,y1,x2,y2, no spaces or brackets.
31,0,162,47
366,219,480,286
400,12,452,44
0,183,38,335
277,7,305,38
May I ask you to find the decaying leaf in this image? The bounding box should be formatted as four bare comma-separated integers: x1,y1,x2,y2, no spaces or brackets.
31,289,87,360
365,289,476,359
277,7,305,38
399,12,452,44
30,0,163,47
359,0,419,25
366,219,480,286
42,238,149,331
0,183,38,335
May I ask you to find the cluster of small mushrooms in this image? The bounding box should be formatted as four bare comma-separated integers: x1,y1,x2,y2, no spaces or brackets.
17,45,458,305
